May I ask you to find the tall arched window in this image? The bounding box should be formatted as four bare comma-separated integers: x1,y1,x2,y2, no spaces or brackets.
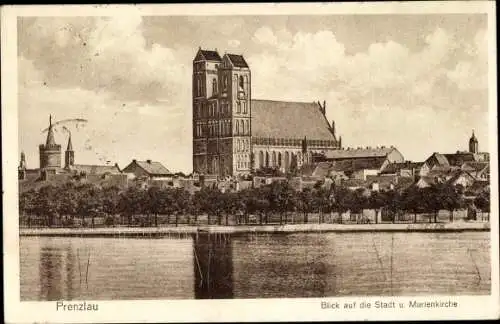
241,120,246,135
272,152,276,167
245,120,249,135
235,120,240,135
239,75,244,90
212,78,217,95
223,75,228,90
285,151,290,169
265,152,270,167
243,101,247,114
237,101,241,113
259,151,264,168
278,152,282,167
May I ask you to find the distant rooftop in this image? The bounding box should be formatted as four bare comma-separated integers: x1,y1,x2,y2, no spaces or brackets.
324,147,397,160
124,160,171,176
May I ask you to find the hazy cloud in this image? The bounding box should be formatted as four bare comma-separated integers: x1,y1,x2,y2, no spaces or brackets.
18,15,489,172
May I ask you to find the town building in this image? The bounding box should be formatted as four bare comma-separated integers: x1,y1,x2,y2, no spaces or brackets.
122,159,173,181
415,169,476,189
192,48,341,177
304,146,405,181
420,131,490,177
19,115,122,183
379,161,423,178
320,146,404,163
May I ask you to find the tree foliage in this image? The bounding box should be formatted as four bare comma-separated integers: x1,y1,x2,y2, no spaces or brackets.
19,178,488,227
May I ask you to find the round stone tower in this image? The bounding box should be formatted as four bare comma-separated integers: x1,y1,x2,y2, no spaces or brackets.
39,115,61,170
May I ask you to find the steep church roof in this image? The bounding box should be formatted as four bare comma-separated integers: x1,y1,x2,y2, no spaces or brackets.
225,54,249,68
196,49,222,62
251,99,335,141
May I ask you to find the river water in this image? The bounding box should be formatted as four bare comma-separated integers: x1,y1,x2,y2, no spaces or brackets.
20,231,490,300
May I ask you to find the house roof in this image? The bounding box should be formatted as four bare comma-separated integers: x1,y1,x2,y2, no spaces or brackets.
427,153,450,166
70,164,122,175
444,152,477,166
417,176,437,186
425,166,460,178
380,161,423,174
251,99,335,141
462,161,489,172
312,162,333,178
324,147,395,160
447,170,475,184
225,54,249,68
124,160,171,176
198,49,222,62
331,157,387,173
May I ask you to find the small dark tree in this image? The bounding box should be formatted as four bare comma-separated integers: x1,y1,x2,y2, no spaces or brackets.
475,189,490,220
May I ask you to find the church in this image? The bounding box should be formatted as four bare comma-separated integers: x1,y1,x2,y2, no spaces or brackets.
192,48,341,177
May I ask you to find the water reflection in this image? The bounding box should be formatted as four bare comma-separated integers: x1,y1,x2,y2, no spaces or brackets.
20,232,491,301
193,234,233,299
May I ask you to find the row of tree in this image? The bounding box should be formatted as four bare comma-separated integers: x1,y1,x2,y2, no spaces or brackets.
19,180,490,228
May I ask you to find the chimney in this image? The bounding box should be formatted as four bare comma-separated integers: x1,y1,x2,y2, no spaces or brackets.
133,159,137,163
147,159,152,164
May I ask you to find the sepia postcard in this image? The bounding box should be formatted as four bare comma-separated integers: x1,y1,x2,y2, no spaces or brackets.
2,2,499,323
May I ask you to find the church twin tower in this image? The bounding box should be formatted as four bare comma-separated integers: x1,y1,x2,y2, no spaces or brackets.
192,48,252,177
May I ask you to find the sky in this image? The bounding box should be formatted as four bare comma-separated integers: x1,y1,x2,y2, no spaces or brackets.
17,14,489,173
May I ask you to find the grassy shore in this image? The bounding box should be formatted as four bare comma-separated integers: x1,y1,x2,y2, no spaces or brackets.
19,221,490,237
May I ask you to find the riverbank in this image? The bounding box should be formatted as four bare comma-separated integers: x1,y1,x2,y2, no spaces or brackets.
19,221,490,237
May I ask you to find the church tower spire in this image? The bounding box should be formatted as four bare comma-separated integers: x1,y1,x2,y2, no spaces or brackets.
19,151,26,169
39,114,61,170
46,114,57,146
65,132,74,169
469,130,478,153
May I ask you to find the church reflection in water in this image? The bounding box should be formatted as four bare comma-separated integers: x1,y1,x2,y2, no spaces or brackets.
193,233,234,299
192,232,333,299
